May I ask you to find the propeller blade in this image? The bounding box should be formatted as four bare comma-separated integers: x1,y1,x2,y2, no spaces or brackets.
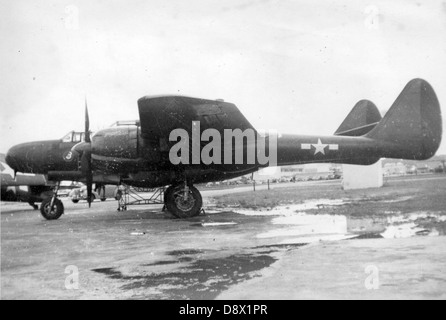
80,150,93,208
86,165,92,208
77,98,93,208
85,98,91,143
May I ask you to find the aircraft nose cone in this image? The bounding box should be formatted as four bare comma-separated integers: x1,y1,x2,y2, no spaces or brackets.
5,145,22,172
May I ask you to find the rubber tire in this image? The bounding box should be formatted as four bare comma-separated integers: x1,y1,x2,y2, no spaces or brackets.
165,184,202,219
40,198,64,220
164,185,175,205
72,199,79,203
28,202,38,210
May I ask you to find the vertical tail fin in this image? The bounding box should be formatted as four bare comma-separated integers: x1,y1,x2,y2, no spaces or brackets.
365,78,442,160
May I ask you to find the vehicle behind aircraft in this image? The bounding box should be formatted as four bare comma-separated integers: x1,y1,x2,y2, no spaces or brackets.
0,153,53,209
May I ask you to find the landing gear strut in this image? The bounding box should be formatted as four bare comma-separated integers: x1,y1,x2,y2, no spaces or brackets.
164,182,202,219
40,181,64,220
28,202,38,210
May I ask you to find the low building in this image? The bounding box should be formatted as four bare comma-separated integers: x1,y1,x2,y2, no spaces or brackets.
383,162,407,176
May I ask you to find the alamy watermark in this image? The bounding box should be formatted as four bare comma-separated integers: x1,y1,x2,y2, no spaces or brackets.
64,5,80,30
364,5,380,30
169,122,278,166
65,265,79,290
364,265,380,290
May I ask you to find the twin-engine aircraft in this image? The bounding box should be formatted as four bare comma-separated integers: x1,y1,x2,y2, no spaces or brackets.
5,79,442,220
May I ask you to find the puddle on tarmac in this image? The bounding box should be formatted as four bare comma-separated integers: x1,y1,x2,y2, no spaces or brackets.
142,257,194,267
235,202,446,243
92,252,277,299
167,249,205,256
234,199,348,216
348,212,446,239
190,222,238,227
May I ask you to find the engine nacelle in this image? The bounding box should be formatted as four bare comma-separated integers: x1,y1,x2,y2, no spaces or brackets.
92,126,138,159
90,126,144,174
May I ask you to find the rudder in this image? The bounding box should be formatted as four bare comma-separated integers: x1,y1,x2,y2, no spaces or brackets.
365,78,442,160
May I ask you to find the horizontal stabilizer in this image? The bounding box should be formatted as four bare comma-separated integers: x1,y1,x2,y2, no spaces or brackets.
334,100,381,136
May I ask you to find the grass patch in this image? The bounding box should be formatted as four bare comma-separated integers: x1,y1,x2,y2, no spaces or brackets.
211,175,446,216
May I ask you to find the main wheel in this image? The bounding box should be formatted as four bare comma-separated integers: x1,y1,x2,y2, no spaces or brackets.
28,202,38,210
165,184,202,218
40,198,64,220
163,185,174,205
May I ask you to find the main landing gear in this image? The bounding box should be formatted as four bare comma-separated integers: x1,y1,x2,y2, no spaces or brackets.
116,182,203,219
28,202,38,210
164,182,203,219
40,181,64,220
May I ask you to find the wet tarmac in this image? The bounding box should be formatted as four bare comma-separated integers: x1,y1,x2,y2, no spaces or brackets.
1,176,446,299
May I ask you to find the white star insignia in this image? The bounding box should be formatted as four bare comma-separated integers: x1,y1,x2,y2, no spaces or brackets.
312,138,328,155
301,139,339,155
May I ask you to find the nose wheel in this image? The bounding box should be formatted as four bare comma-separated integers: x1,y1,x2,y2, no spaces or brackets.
164,183,202,218
40,182,64,220
40,197,64,220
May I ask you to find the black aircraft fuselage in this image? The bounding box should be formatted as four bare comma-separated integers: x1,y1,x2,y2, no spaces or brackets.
6,139,79,174
3,127,415,188
5,79,443,220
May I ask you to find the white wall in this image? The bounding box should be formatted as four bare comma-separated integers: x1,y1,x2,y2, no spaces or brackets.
342,160,383,190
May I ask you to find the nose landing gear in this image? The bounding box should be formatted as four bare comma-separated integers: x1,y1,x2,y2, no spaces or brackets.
40,182,64,220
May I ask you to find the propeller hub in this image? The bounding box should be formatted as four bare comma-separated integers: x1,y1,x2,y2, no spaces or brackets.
72,141,91,155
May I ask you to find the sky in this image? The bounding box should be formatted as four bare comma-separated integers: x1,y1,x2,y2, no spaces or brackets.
1,0,445,155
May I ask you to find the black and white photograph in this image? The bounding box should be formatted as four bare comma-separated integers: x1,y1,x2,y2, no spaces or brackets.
1,0,445,303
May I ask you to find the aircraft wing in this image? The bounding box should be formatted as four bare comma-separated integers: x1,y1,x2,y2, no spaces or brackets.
137,96,256,150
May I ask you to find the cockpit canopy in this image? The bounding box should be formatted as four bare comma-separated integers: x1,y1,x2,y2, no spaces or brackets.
61,121,139,143
61,131,91,143
109,120,140,127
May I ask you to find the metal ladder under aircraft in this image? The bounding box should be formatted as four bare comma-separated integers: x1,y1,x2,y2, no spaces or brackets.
117,185,165,211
